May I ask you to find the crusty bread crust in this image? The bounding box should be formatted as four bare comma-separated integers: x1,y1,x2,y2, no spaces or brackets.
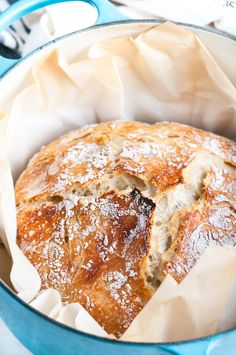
16,121,236,337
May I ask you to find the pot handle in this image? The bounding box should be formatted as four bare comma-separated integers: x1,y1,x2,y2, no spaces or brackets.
0,0,128,77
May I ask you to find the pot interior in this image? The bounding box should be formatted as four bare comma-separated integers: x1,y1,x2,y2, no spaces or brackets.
0,20,236,346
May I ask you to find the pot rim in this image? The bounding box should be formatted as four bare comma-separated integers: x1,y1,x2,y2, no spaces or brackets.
2,18,236,79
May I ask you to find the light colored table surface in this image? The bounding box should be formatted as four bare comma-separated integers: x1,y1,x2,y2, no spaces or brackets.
0,318,31,355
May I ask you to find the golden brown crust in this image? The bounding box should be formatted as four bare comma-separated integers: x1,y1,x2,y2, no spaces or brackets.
18,189,155,336
164,168,236,282
16,121,236,336
15,121,236,205
15,127,112,204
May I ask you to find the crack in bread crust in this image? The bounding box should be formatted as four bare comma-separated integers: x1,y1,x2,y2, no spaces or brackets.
16,121,236,337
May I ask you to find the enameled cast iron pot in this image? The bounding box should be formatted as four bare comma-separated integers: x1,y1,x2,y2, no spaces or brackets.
0,1,236,354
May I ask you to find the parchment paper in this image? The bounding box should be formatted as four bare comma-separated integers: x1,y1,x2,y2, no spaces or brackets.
0,22,236,343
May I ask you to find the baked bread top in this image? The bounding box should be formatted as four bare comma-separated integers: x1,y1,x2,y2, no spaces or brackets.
16,121,236,337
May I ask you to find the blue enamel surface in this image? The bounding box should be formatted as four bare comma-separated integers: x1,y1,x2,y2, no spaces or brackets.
0,56,18,75
0,0,127,76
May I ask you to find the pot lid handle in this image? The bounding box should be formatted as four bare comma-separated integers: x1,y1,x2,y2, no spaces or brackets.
0,0,128,77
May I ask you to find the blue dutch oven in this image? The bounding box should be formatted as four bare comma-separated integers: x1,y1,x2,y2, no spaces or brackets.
0,1,236,354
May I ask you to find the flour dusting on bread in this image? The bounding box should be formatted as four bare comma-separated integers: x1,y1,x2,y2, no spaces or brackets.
15,121,236,337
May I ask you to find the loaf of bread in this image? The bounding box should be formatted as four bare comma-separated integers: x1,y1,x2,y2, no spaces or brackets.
16,121,236,337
